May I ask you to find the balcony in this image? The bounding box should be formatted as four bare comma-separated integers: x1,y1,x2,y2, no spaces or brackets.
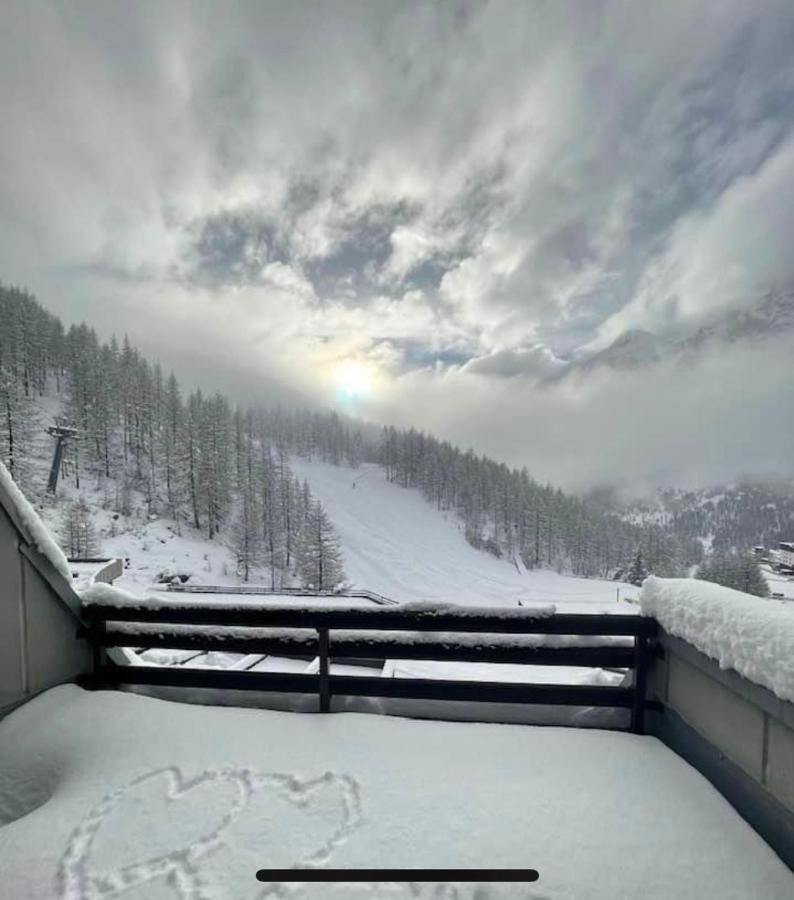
1,477,793,898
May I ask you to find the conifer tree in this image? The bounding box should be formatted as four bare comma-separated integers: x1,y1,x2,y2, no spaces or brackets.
297,501,345,590
62,497,99,558
697,551,769,597
628,548,648,586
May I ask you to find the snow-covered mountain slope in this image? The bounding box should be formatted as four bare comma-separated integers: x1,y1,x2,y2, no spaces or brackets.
684,289,794,351
563,289,794,378
575,328,671,375
291,459,635,612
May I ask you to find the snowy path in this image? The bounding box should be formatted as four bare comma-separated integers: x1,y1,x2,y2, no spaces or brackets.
0,686,790,899
292,460,636,612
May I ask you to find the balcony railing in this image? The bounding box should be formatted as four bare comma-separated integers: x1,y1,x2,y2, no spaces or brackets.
79,602,658,733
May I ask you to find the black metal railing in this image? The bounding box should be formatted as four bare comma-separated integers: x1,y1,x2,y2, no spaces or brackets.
79,602,658,733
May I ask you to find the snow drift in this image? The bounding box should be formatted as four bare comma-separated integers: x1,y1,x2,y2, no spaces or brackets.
641,576,794,702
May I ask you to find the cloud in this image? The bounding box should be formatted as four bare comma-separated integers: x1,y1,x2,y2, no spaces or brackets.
463,346,566,380
1,1,794,488
379,334,794,492
597,134,794,343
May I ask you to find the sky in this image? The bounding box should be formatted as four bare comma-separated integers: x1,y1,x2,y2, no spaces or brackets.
1,0,793,491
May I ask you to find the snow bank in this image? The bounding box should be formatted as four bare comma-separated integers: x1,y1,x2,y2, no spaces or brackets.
80,581,142,606
0,460,71,581
82,584,561,623
641,576,794,702
81,582,377,612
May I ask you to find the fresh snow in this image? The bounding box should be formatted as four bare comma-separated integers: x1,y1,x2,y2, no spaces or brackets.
641,576,794,702
81,582,383,612
763,564,794,600
68,560,115,592
0,459,71,581
100,621,632,651
291,459,636,612
0,686,791,899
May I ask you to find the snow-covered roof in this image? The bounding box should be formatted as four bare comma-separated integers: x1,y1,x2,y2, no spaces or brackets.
640,576,794,702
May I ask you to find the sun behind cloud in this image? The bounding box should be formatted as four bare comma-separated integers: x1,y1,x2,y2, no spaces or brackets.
334,359,373,399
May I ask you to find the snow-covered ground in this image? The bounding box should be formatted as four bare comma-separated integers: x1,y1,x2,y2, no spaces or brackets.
292,460,637,612
763,564,794,600
0,686,790,900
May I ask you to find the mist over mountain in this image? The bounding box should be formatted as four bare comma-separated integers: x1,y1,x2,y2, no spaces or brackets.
560,290,794,378
4,282,792,588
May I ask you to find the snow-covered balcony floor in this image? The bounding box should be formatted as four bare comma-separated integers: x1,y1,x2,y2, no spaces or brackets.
1,686,791,900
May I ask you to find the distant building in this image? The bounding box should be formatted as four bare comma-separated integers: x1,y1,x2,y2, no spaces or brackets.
753,546,766,558
779,542,794,569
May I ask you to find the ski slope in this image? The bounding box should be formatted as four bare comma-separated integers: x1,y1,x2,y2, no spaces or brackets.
292,459,636,612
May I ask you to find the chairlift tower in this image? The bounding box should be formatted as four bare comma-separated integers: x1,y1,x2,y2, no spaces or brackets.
46,425,78,493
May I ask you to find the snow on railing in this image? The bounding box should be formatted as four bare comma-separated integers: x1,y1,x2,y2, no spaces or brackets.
640,575,794,703
80,588,657,732
163,583,398,606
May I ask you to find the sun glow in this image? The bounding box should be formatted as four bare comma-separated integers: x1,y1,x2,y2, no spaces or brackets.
334,359,373,398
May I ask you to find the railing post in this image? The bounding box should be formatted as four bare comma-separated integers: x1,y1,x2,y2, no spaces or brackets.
631,633,648,734
90,618,106,688
317,627,331,713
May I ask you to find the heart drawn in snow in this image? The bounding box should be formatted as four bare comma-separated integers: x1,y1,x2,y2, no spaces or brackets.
57,766,362,900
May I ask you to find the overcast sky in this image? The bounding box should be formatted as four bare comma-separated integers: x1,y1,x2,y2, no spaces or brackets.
2,1,793,491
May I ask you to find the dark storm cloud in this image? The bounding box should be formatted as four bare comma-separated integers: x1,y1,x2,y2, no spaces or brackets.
1,0,794,488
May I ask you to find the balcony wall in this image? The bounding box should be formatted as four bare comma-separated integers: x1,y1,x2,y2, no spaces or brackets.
0,501,90,717
649,629,794,870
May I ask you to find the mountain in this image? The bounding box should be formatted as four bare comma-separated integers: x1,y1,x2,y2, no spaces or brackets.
3,282,691,594
683,290,794,352
623,480,794,556
575,329,671,375
565,290,794,378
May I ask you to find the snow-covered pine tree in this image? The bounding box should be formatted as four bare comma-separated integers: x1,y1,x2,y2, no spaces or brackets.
231,496,261,582
0,367,37,491
627,548,648,586
185,391,204,531
297,500,345,591
256,440,286,588
698,551,769,597
162,373,185,527
737,552,770,597
230,409,262,582
61,497,99,558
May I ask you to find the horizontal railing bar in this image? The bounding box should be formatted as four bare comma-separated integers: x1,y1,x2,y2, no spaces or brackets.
101,630,635,668
82,667,320,694
84,605,656,636
82,666,634,707
330,675,634,707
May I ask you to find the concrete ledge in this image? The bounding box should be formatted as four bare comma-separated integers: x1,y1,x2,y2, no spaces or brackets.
650,629,794,871
667,652,765,780
768,719,794,813
651,705,794,871
660,632,794,731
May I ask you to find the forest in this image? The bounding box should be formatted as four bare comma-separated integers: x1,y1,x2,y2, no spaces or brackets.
2,283,775,587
